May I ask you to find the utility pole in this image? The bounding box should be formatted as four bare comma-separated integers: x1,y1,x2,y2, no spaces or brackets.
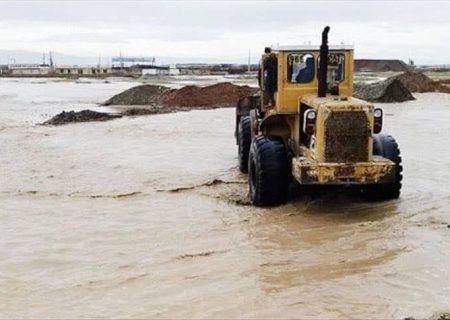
49,51,54,69
248,50,251,73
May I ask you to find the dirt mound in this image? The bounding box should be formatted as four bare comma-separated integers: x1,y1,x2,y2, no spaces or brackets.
354,71,450,102
161,82,257,107
103,85,167,106
121,107,161,116
406,311,450,320
43,110,122,126
103,82,257,109
354,78,415,102
437,79,450,85
395,71,450,93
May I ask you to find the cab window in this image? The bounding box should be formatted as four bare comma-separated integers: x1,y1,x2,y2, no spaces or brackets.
288,53,315,83
317,53,345,83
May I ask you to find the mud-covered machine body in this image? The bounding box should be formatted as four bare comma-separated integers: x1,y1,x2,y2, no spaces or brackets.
236,26,402,206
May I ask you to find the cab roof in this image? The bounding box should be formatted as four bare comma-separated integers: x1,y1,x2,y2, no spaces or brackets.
269,44,354,52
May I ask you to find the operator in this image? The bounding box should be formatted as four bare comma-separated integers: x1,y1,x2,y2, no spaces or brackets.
295,57,314,83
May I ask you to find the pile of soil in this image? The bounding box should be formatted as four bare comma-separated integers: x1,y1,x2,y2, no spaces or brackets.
354,78,415,102
161,82,257,107
395,71,450,93
121,107,162,116
406,312,450,320
43,110,122,126
437,79,450,85
103,85,167,106
102,82,257,108
354,71,450,102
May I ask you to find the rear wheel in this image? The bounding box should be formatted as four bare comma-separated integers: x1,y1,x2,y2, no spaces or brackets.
248,136,289,206
362,134,403,200
238,116,251,173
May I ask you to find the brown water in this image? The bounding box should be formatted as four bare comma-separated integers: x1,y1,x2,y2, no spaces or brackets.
0,78,449,318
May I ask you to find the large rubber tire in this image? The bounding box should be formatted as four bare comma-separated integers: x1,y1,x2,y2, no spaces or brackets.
248,136,289,206
362,134,403,200
238,116,251,173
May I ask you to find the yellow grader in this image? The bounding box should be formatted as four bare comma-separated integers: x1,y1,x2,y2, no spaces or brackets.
236,26,402,206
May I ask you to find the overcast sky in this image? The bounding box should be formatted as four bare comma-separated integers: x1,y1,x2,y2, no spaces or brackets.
0,0,449,64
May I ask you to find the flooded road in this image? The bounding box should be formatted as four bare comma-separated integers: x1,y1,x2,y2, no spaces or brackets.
0,78,449,318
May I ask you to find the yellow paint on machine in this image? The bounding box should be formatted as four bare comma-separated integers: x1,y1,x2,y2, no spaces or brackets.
292,156,395,184
273,49,354,114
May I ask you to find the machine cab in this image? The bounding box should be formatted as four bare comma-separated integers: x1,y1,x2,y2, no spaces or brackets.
259,45,355,114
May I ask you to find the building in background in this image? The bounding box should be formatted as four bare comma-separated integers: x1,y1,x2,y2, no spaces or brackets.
142,64,180,76
5,64,114,76
9,64,50,76
54,66,112,76
0,64,9,75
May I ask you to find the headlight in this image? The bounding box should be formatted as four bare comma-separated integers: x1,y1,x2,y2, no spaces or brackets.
373,108,383,133
374,108,382,118
306,110,316,120
303,110,316,135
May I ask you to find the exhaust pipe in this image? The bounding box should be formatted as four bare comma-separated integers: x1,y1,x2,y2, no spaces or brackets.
318,26,330,97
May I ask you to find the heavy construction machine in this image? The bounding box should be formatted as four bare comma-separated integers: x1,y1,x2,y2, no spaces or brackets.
236,26,402,206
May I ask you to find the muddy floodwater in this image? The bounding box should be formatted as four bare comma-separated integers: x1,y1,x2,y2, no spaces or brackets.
0,77,449,319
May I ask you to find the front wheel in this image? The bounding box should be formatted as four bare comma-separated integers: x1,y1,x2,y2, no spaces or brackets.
362,134,403,200
248,136,289,206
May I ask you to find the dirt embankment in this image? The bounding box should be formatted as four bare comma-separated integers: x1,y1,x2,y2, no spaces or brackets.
104,82,257,108
406,312,450,320
354,78,415,103
103,85,167,106
354,71,450,102
396,71,450,93
44,82,257,125
161,82,257,108
437,79,450,85
43,110,122,126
